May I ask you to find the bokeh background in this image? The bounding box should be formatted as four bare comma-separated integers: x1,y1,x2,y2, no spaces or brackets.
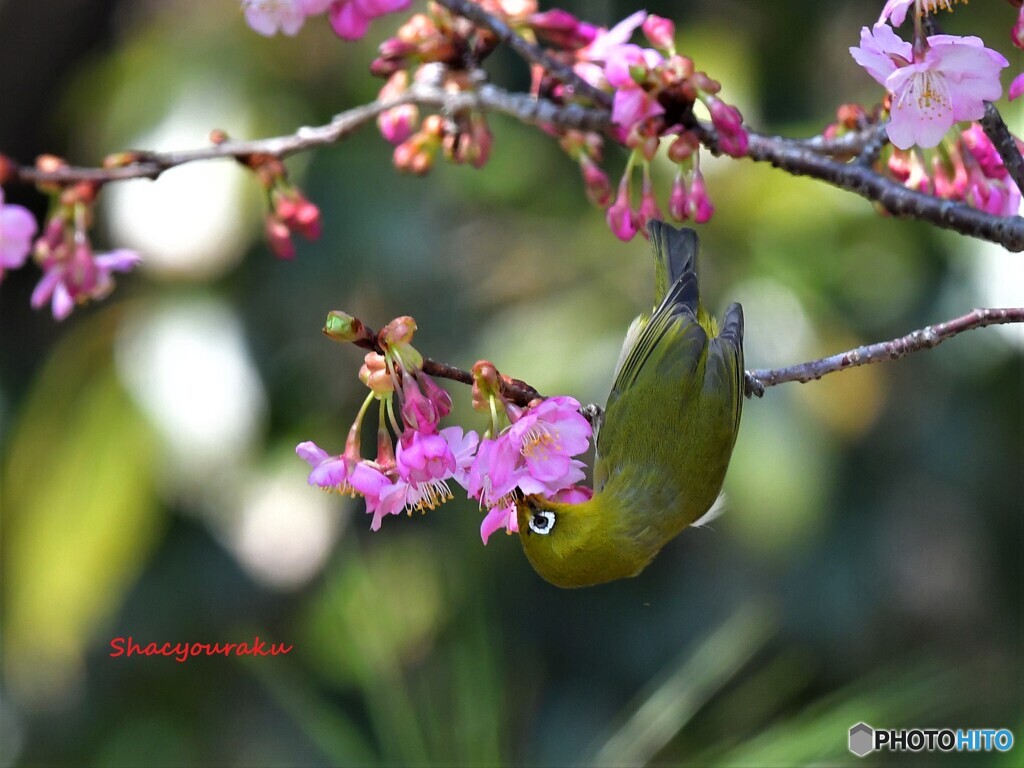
1,0,1021,765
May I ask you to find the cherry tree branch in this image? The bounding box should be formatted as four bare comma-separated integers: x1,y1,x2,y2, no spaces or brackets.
4,77,609,186
704,125,1024,252
339,308,1024,406
743,307,1024,397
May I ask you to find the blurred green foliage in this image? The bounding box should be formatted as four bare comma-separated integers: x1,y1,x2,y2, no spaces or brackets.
1,1,1021,766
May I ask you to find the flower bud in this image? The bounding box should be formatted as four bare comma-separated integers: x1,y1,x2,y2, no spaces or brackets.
382,315,416,345
323,310,371,343
667,132,699,164
264,215,295,260
360,352,394,394
419,372,453,419
580,156,612,207
606,177,638,241
687,170,714,223
400,370,438,433
471,360,502,412
642,15,675,52
669,171,688,221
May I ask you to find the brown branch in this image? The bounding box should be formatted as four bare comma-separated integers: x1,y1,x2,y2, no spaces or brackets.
713,126,1024,252
347,320,541,407
5,80,609,186
744,307,1024,397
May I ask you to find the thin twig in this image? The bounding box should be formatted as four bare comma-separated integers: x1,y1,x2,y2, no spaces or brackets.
348,322,541,407
342,308,1023,404
744,307,1024,396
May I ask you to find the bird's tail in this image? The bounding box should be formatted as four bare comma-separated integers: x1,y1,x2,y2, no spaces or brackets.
648,220,699,310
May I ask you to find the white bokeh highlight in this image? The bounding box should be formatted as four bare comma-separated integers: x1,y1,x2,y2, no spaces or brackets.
114,297,267,477
103,95,252,280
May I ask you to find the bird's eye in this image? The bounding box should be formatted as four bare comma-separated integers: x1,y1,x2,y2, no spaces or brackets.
529,509,555,535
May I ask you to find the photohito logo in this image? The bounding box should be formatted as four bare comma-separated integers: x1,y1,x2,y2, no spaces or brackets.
848,723,1014,757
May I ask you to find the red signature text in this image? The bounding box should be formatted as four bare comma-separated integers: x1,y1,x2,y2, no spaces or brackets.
109,635,293,663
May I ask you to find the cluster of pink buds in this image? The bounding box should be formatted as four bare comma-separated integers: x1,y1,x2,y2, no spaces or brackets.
243,151,322,259
532,10,748,239
297,310,593,541
372,5,501,175
0,155,140,320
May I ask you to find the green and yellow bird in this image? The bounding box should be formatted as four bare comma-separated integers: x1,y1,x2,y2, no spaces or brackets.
516,221,744,588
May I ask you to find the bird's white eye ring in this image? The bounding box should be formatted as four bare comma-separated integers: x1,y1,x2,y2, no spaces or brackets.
529,509,555,535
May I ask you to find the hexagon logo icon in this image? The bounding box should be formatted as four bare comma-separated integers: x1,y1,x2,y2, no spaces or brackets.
849,722,875,757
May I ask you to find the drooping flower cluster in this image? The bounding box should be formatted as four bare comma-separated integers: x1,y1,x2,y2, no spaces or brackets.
242,0,412,41
278,1,746,240
296,312,593,542
530,8,748,240
0,158,141,320
242,151,322,260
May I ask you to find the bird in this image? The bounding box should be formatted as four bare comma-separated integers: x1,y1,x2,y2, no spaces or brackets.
516,221,744,587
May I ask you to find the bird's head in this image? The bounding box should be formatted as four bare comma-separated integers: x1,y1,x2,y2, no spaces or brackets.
515,493,645,588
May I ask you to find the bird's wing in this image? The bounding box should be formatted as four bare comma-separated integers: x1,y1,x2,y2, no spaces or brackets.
597,261,708,489
703,302,744,438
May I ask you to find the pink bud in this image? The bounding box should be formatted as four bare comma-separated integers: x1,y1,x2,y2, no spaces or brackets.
360,352,394,394
265,215,295,260
888,149,912,182
1013,6,1024,50
642,15,675,51
1010,72,1024,102
400,370,438,433
708,98,748,157
580,156,612,207
382,315,417,345
961,124,1005,180
636,177,663,238
606,177,638,241
669,172,688,221
687,170,714,224
292,199,322,240
418,372,452,419
528,9,595,48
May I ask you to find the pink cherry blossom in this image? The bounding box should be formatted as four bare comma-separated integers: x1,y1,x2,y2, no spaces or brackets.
242,0,309,36
878,0,915,27
467,397,591,540
31,246,140,321
604,44,665,128
480,501,518,544
850,25,1008,149
373,426,477,530
506,396,590,483
329,0,411,41
0,187,37,282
